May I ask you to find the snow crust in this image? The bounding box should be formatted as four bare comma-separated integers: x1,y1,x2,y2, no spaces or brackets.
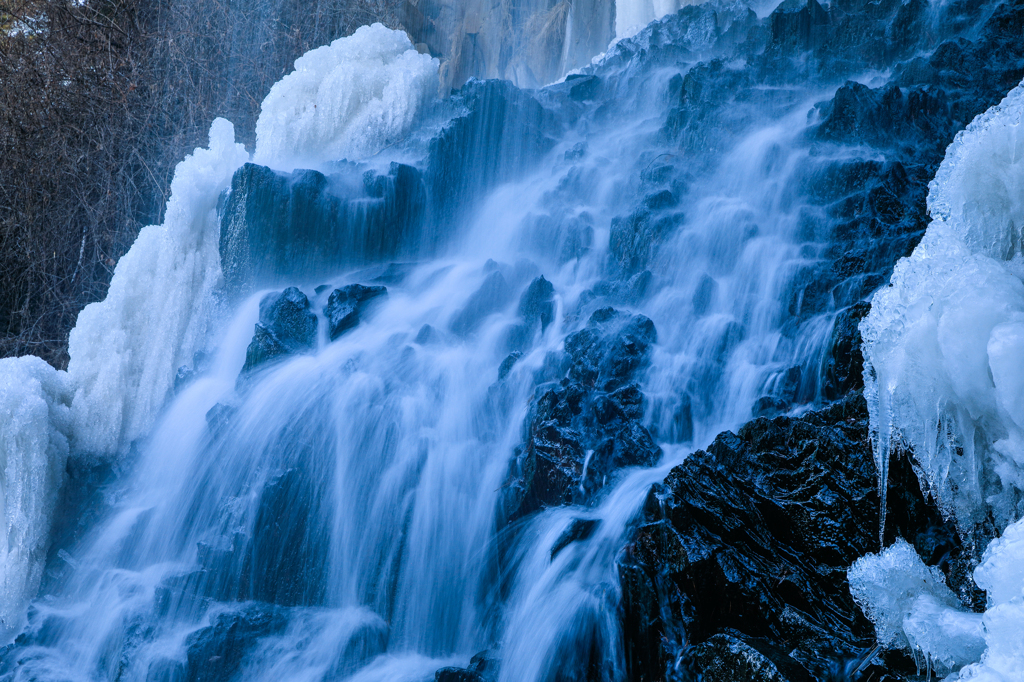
67,119,248,456
858,79,1024,678
0,356,73,640
253,24,438,172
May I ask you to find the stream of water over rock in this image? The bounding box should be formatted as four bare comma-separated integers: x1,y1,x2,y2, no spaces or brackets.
4,0,1024,680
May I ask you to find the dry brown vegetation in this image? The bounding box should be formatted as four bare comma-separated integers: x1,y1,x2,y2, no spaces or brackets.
0,0,398,368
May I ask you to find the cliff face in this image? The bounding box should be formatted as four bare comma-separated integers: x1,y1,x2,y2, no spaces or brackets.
494,0,1024,679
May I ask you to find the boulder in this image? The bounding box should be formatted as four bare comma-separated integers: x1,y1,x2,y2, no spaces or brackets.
242,287,317,372
324,284,388,341
184,604,287,682
503,309,660,519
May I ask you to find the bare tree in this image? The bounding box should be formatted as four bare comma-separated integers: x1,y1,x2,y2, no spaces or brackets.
0,0,400,368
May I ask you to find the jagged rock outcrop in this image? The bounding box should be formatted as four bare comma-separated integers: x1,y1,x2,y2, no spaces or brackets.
324,284,388,341
503,308,661,520
220,163,427,295
618,393,975,681
242,287,317,372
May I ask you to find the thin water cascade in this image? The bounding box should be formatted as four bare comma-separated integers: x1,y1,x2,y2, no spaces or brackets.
3,25,842,682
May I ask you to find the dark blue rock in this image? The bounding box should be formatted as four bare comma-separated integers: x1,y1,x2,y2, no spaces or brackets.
242,287,317,372
324,284,388,341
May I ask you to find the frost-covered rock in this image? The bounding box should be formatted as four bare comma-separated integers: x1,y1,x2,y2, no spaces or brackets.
0,356,73,640
253,24,439,171
67,119,248,456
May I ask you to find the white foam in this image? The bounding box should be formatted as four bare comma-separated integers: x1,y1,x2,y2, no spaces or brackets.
67,119,248,456
253,24,439,172
0,356,73,641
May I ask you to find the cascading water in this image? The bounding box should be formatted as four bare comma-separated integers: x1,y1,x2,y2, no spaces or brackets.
5,0,1022,680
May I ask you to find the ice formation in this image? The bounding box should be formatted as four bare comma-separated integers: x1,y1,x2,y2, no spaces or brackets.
0,356,73,641
848,541,985,673
253,23,439,172
861,79,1024,532
67,119,248,456
857,79,1024,677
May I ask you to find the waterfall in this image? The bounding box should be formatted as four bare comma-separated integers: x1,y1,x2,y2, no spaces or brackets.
3,0,1021,680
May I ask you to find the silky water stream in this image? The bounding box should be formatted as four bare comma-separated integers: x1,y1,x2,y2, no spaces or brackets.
0,5,889,682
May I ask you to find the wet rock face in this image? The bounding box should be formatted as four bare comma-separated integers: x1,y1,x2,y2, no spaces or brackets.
503,308,661,520
242,287,317,372
619,393,971,681
324,284,388,341
182,604,287,682
220,163,426,295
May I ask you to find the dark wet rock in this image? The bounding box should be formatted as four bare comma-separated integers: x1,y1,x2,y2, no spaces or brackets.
184,604,287,682
175,352,211,393
820,301,871,401
609,208,680,276
220,163,426,295
684,632,813,682
498,352,522,381
692,275,716,316
174,365,195,392
241,467,330,607
242,288,317,372
40,458,116,594
567,74,601,102
435,668,483,682
551,518,600,559
518,276,555,332
564,142,587,162
619,393,970,681
415,324,440,345
752,396,789,419
435,650,498,682
204,403,236,435
324,284,388,341
449,271,513,337
503,276,556,352
503,310,660,519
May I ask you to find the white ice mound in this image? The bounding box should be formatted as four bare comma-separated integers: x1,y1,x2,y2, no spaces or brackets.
67,119,248,456
950,517,1024,681
859,78,1024,679
848,540,983,669
253,24,439,172
861,78,1024,532
0,356,72,641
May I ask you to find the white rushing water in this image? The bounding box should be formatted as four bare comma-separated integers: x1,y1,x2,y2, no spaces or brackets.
0,9,861,682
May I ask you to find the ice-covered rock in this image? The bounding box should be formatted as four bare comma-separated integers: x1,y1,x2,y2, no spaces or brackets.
0,356,73,641
861,78,1024,532
859,77,1024,679
253,24,439,172
67,119,248,456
